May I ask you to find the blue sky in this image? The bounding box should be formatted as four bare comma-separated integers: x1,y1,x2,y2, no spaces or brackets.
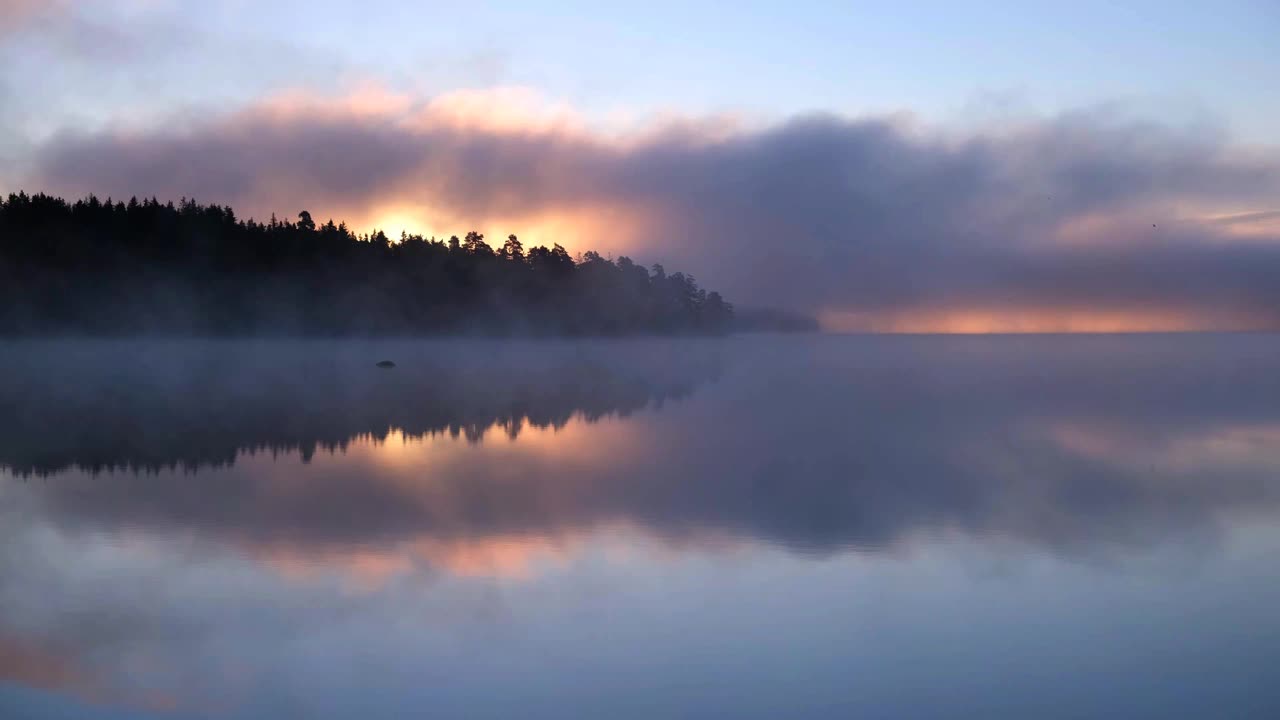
9,1,1279,140
203,1,1277,140
256,1,1268,128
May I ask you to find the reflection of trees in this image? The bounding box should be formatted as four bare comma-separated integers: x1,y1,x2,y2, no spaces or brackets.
0,340,724,476
5,337,1280,559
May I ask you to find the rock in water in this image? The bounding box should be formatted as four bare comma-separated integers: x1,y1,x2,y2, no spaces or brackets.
376,360,396,369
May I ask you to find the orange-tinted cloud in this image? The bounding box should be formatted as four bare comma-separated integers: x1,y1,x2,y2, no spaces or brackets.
20,87,1280,330
0,0,63,34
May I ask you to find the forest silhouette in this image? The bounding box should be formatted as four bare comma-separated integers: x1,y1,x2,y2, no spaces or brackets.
0,193,745,335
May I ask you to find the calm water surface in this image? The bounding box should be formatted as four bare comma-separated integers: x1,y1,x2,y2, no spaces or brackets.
2,335,1279,718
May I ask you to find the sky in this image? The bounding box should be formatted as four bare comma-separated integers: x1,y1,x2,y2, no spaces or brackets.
2,0,1279,331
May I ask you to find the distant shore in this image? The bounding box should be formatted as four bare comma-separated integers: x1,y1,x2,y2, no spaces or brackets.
0,193,822,337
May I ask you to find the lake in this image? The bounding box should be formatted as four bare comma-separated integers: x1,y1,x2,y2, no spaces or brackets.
2,335,1279,719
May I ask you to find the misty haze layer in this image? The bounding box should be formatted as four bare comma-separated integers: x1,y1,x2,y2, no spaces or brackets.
16,95,1280,331
0,193,748,336
5,335,1280,555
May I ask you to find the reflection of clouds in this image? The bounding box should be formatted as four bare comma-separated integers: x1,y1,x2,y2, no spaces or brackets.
1049,421,1280,474
5,337,1280,716
0,634,185,716
0,634,89,702
255,535,579,587
0,502,683,718
0,503,234,715
8,337,1280,570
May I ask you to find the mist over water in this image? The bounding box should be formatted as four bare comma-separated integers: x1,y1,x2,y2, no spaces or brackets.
3,335,1280,718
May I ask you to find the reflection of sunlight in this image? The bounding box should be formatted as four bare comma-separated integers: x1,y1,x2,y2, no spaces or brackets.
249,523,740,591
409,536,573,578
355,415,641,473
0,635,87,699
0,633,181,715
1197,208,1280,240
258,545,413,588
254,535,577,588
1049,421,1280,472
235,414,649,586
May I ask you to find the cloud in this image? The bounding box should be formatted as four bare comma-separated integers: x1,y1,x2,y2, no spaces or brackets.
0,0,64,35
1212,209,1280,226
18,88,1280,329
0,0,155,60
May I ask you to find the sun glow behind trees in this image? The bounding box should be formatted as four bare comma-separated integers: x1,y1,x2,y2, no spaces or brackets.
819,307,1274,334
0,193,735,336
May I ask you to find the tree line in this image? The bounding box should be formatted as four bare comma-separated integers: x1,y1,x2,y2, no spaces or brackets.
0,193,735,335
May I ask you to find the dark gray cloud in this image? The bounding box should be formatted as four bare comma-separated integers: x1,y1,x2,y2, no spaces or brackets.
20,97,1280,326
